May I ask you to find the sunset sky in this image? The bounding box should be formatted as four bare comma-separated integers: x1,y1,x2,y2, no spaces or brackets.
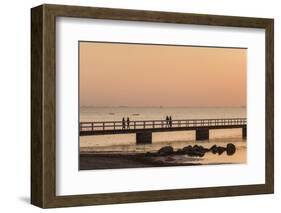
79,42,246,107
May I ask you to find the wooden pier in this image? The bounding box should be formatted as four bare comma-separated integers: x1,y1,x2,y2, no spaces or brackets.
80,118,247,144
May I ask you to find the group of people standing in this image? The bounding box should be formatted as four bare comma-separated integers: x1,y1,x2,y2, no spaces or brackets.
166,115,173,127
122,117,130,129
121,116,173,129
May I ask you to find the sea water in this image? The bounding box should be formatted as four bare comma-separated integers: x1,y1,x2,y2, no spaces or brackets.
80,106,246,164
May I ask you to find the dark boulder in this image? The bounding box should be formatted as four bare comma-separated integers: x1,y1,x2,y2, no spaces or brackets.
192,150,205,157
182,145,193,154
192,145,205,156
226,143,236,155
209,145,218,154
217,146,226,155
158,146,174,156
182,145,205,157
193,145,201,152
194,145,208,153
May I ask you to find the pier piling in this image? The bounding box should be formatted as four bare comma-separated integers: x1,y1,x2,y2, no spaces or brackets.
136,131,152,144
242,126,247,139
196,128,209,140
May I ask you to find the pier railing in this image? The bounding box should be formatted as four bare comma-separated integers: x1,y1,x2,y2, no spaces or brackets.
80,118,246,133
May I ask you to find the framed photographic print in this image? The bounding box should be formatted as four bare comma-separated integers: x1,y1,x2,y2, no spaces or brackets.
31,4,274,208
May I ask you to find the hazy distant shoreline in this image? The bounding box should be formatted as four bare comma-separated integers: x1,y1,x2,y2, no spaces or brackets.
80,106,246,122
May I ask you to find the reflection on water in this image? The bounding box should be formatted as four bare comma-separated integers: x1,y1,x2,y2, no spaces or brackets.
80,133,247,165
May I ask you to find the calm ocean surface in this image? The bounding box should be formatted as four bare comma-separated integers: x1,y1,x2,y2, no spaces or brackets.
80,107,247,164
80,106,246,122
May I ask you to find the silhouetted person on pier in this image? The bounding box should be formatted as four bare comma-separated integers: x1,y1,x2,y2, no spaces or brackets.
166,116,169,127
122,117,126,129
169,116,172,127
127,117,130,129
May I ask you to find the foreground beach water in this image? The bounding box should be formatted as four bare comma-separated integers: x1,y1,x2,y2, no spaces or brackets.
79,107,247,170
79,139,246,170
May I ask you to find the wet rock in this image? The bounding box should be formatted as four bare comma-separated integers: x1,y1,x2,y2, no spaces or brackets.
194,145,208,153
191,150,205,157
209,145,218,154
217,146,226,155
182,145,205,157
182,145,193,154
158,146,174,156
193,145,201,152
226,143,236,155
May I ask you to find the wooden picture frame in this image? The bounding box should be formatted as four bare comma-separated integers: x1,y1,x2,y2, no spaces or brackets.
31,4,274,208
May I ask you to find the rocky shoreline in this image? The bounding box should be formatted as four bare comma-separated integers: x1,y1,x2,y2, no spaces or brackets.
153,143,236,157
79,143,237,170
